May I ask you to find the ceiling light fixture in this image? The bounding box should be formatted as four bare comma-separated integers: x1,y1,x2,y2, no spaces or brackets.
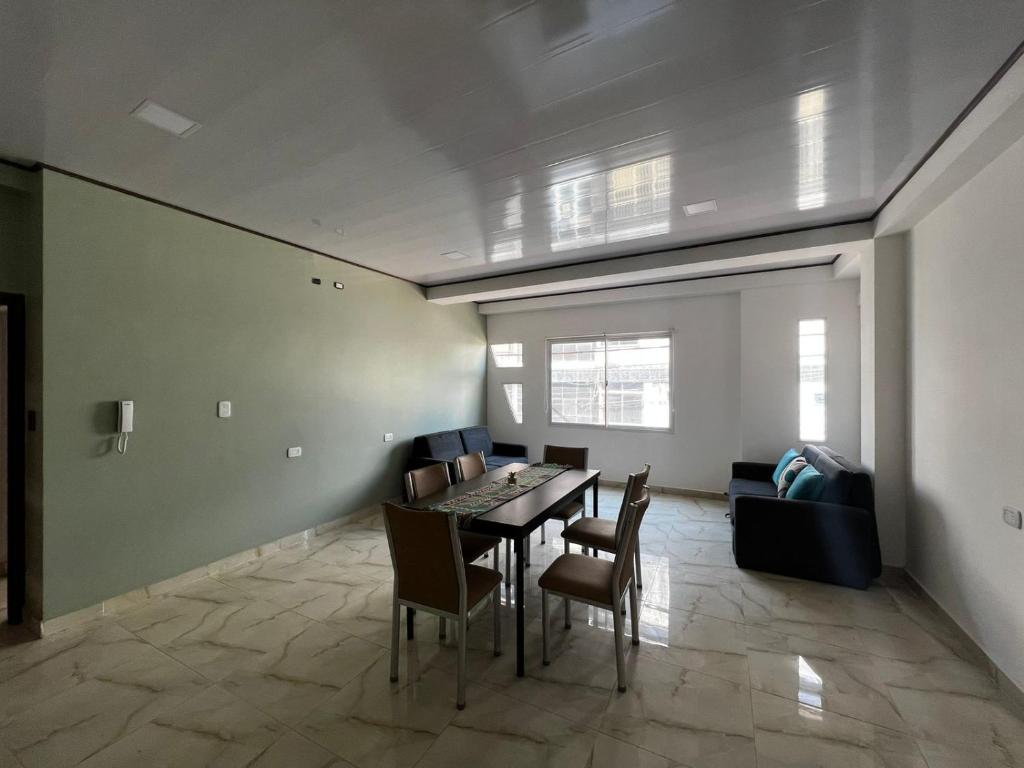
130,99,201,137
442,250,470,261
682,199,718,216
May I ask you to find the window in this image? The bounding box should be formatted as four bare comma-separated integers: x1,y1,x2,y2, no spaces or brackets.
490,342,523,368
799,319,826,441
502,383,523,424
549,334,671,430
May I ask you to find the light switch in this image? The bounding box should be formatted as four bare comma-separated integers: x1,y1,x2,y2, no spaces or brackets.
287,446,302,458
1003,506,1023,530
218,401,231,418
383,432,394,443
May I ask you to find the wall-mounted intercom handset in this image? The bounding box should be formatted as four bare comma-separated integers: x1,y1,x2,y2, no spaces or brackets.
117,400,134,455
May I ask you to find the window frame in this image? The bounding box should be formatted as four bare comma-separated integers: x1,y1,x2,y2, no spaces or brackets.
797,317,828,443
546,331,674,433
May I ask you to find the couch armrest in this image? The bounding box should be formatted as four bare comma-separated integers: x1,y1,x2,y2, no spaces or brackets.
732,495,882,589
731,461,776,482
492,441,528,459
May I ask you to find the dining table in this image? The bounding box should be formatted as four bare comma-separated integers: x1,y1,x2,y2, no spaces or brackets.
406,462,600,677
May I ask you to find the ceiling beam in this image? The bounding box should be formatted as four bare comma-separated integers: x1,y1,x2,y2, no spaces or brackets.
426,221,874,304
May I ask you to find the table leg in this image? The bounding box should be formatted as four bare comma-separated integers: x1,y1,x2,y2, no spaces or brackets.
592,481,599,516
515,536,526,677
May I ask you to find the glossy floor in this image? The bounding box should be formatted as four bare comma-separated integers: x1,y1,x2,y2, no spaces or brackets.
1,493,1022,767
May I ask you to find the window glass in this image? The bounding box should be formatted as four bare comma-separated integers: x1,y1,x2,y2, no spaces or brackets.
799,319,826,442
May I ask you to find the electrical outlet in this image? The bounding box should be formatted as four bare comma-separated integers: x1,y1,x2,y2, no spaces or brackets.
218,401,231,418
1003,506,1022,530
287,446,302,459
383,432,394,443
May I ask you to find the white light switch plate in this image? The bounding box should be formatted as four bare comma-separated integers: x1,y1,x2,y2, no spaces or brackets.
287,446,302,458
1003,506,1023,530
218,401,231,418
383,432,394,443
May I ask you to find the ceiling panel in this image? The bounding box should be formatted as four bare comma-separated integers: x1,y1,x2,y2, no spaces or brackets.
2,0,1022,284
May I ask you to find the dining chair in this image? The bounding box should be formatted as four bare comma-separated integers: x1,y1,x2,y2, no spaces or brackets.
538,486,651,692
560,464,651,589
454,451,487,482
403,463,501,640
538,445,589,554
383,503,502,709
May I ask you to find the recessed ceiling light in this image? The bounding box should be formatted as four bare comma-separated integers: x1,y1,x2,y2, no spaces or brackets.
682,199,718,216
442,250,470,261
130,99,201,137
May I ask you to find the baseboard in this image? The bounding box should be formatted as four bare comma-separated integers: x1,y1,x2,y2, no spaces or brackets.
598,479,727,501
901,569,1024,717
36,500,389,638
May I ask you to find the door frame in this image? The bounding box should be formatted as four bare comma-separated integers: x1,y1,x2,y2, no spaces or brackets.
0,292,25,625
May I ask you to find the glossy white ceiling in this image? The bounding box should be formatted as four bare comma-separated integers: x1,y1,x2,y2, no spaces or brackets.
2,0,1023,286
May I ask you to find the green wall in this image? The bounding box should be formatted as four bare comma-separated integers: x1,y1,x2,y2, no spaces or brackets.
39,170,486,618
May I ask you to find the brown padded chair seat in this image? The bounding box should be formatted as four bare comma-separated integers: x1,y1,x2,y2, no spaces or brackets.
561,516,615,549
459,531,500,563
537,553,614,606
549,500,585,521
465,564,503,607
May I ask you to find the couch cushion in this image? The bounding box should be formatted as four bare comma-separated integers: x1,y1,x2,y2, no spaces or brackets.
485,454,526,470
729,478,778,503
460,426,493,457
772,448,800,485
776,456,809,498
801,446,857,506
424,430,465,462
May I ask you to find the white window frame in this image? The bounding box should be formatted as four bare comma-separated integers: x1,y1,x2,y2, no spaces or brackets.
797,317,827,443
546,331,674,433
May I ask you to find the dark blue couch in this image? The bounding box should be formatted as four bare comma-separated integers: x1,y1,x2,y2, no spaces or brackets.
729,445,881,589
409,426,528,477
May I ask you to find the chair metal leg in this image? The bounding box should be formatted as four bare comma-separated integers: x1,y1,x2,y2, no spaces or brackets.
406,607,415,640
390,593,400,682
541,590,550,665
562,520,569,555
493,585,502,657
457,613,468,710
629,579,640,646
541,521,545,544
612,597,627,692
634,543,643,590
439,617,446,642
505,539,511,586
564,596,572,629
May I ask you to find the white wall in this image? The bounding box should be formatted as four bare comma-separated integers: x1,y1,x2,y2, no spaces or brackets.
740,280,862,462
906,132,1024,691
486,277,862,492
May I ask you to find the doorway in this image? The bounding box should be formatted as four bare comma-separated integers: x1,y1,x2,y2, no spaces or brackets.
0,294,25,625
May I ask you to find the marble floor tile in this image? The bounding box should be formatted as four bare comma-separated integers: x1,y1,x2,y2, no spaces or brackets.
597,656,757,767
752,691,927,768
298,655,461,768
414,687,601,768
221,622,386,725
3,492,1020,768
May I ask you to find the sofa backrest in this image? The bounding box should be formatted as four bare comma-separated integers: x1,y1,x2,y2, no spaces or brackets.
800,445,874,511
459,426,493,457
414,430,466,462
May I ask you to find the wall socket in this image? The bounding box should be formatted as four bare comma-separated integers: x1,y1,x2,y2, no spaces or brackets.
1003,506,1023,530
217,401,231,418
383,432,394,443
287,446,302,459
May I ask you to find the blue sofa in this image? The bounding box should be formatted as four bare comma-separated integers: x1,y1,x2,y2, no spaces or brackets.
729,445,882,589
409,426,528,477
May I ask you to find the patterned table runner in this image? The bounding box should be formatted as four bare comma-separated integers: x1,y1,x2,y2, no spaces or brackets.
427,463,571,522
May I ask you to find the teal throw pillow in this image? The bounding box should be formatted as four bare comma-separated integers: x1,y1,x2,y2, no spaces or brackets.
786,465,826,501
772,449,800,485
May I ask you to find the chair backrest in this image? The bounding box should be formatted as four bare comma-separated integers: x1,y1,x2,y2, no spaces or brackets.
614,463,651,541
383,503,466,615
404,463,452,502
612,487,651,598
454,451,487,483
543,444,588,470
